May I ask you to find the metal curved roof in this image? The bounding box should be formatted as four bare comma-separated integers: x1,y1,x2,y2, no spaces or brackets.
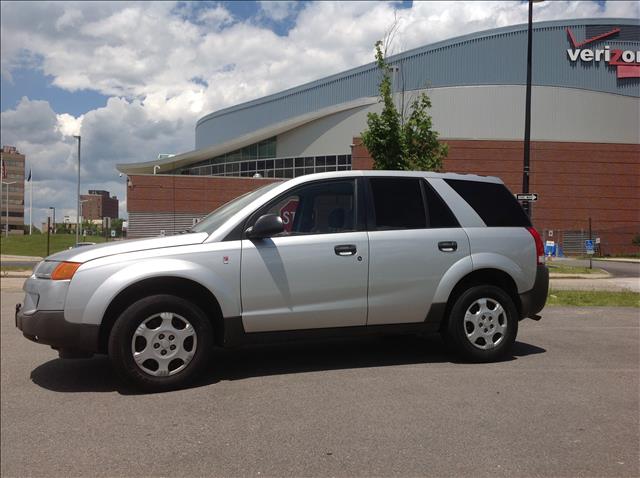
195,18,639,150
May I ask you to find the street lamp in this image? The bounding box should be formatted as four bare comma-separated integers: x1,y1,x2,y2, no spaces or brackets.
153,165,161,175
73,135,81,244
48,207,56,234
78,199,89,240
522,0,543,218
1,180,16,237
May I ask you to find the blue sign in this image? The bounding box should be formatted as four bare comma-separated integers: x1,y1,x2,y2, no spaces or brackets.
585,240,595,254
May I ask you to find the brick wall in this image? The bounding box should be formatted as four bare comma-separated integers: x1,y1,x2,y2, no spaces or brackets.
352,138,640,254
127,174,281,237
80,195,101,220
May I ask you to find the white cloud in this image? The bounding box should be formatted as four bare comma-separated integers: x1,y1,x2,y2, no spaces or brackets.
198,4,235,29
259,1,298,22
57,113,82,137
1,0,638,227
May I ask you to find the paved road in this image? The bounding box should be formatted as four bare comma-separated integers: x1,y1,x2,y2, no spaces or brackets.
552,258,640,278
1,283,638,477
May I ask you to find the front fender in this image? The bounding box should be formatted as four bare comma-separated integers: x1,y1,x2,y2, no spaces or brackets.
65,253,241,326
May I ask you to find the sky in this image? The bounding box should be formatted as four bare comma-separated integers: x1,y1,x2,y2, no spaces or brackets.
1,0,638,228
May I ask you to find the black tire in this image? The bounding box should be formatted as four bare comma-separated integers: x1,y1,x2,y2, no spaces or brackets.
445,285,518,362
108,294,213,392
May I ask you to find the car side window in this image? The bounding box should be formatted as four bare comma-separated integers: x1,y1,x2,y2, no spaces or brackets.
369,178,427,230
261,180,356,235
422,180,460,228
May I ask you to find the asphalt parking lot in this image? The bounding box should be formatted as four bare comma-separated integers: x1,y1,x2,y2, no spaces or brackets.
1,279,638,478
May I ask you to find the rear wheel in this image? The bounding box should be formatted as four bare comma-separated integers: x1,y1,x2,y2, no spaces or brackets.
108,294,213,392
445,285,518,362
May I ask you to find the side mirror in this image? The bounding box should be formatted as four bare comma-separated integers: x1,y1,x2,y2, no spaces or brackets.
245,214,284,239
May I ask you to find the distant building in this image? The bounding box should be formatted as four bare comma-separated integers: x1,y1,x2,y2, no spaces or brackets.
118,19,639,253
80,190,119,221
0,145,25,234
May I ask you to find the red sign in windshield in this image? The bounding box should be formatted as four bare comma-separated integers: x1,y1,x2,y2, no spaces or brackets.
280,199,299,233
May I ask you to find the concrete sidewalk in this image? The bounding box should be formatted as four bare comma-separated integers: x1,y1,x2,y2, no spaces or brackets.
550,277,639,293
1,255,42,262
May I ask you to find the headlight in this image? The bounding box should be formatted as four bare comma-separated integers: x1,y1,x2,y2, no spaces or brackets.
35,261,82,280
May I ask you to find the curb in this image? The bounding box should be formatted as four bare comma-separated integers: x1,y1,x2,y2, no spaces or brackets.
594,258,640,264
549,273,611,279
1,273,31,279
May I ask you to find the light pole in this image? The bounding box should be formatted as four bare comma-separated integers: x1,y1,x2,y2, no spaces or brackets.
1,180,16,237
73,135,81,244
76,199,89,239
49,206,56,234
522,0,543,218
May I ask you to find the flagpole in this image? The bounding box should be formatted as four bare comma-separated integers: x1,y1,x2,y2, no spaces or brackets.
29,170,33,235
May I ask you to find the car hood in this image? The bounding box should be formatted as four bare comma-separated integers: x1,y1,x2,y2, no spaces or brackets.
46,232,210,263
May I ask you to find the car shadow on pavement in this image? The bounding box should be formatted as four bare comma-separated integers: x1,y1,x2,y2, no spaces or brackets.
29,335,545,394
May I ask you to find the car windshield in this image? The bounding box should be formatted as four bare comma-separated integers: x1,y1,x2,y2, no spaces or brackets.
190,182,281,235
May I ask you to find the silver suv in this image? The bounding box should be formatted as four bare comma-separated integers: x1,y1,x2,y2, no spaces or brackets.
16,171,548,391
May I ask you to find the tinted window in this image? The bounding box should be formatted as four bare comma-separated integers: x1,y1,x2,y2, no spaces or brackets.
191,182,280,234
369,178,426,230
261,180,356,235
423,181,459,228
445,179,531,227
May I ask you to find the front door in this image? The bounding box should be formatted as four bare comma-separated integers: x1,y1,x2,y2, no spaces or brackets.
241,179,368,332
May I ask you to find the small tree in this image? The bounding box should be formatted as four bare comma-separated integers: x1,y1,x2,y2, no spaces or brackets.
361,41,448,171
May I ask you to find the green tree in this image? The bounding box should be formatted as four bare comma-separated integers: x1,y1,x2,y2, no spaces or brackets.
361,41,448,171
111,218,124,237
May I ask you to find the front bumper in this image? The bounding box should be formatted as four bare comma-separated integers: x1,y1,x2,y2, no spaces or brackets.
519,265,549,319
15,305,100,353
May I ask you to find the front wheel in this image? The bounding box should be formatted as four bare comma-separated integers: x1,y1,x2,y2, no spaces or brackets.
108,294,213,392
445,285,518,362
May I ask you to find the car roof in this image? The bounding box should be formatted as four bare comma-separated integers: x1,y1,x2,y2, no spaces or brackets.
283,169,503,186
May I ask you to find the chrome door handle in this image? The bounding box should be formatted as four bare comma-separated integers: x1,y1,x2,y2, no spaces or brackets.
438,241,457,252
334,244,357,256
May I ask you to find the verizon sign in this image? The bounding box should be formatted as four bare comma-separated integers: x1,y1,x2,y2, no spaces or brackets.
566,27,640,79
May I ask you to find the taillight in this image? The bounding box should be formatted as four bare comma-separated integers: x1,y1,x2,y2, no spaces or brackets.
527,227,545,265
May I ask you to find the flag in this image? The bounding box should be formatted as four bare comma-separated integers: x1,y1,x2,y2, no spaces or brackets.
0,159,6,179
27,168,31,182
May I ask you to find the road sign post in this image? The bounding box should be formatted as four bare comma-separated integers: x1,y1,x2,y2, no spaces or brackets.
589,216,593,269
585,238,595,270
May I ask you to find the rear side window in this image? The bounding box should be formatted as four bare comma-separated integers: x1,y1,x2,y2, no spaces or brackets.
369,178,426,230
445,179,531,227
423,181,459,228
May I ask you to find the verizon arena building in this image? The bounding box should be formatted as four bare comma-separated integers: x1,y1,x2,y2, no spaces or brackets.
118,19,639,254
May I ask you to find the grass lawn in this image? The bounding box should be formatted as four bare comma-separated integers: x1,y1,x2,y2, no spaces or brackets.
0,234,106,257
547,289,640,307
547,264,607,275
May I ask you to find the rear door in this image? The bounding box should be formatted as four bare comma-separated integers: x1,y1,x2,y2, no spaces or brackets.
241,178,368,332
366,177,470,325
